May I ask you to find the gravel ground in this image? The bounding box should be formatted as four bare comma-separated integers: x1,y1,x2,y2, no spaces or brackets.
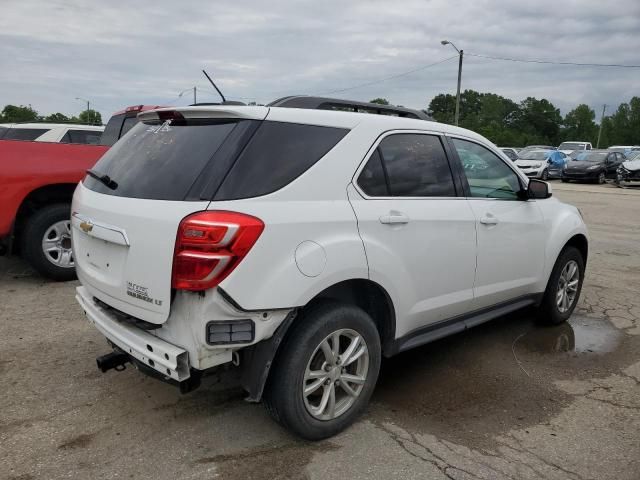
1,181,639,480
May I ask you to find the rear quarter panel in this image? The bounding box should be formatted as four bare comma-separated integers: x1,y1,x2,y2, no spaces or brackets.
0,140,108,235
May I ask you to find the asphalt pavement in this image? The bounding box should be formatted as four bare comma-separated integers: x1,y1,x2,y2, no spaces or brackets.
2,181,639,480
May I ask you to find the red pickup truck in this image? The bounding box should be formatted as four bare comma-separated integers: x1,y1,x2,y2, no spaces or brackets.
0,105,163,280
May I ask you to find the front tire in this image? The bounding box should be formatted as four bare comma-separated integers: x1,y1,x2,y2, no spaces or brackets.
536,246,584,325
263,302,381,440
561,178,569,183
21,203,76,281
541,169,549,181
597,171,606,184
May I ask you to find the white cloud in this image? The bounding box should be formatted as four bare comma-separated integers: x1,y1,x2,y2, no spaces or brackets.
0,0,638,119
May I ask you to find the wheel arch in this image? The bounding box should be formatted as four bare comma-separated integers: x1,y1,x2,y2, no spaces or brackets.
12,183,77,252
306,279,396,356
239,277,397,402
564,233,588,267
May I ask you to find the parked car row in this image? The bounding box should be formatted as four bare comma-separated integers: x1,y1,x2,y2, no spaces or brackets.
503,141,640,186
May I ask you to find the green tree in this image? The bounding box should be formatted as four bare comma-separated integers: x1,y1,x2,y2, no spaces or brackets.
428,93,456,124
1,104,39,123
44,112,71,123
369,98,390,105
513,97,562,144
562,104,598,144
78,109,102,125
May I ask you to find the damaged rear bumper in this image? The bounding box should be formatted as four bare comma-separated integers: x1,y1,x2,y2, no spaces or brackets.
76,286,191,382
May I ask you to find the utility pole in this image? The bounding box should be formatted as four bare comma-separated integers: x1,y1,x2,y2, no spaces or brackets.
193,86,197,104
455,50,463,126
596,104,606,148
76,97,92,124
441,40,463,126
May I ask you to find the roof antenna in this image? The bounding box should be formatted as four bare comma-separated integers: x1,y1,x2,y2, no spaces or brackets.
202,69,226,103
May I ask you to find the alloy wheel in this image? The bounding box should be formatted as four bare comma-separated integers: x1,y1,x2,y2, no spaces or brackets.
42,220,74,268
303,329,369,421
556,260,579,313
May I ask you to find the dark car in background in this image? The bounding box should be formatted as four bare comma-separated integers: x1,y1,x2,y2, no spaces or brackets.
562,150,626,184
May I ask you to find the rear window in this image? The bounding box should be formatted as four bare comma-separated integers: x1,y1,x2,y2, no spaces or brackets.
60,129,103,145
84,119,244,200
2,127,50,141
84,118,349,202
99,113,126,146
214,122,348,200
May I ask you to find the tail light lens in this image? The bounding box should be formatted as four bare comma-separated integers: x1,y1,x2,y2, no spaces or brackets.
172,211,264,291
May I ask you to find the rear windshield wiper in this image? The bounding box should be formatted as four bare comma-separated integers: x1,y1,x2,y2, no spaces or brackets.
86,169,118,190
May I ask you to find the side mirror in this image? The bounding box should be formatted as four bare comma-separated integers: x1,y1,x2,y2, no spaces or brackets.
527,179,551,199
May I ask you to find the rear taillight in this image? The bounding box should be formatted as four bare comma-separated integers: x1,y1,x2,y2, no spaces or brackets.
171,211,264,291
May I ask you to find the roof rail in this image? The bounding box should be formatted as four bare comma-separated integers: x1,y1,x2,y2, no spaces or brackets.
267,96,432,121
188,101,246,106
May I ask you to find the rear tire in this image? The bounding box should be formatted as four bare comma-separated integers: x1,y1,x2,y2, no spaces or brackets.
536,246,584,325
263,302,381,440
21,203,76,281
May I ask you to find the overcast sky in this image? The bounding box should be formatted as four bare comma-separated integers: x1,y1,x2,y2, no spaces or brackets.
1,0,638,121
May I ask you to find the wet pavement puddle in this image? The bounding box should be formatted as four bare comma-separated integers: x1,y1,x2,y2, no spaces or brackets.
520,315,622,354
370,312,627,448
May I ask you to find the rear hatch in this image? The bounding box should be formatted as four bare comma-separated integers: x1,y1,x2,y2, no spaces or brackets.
72,107,268,324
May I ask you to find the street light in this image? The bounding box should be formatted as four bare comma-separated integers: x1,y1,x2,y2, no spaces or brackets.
441,40,463,126
75,97,92,124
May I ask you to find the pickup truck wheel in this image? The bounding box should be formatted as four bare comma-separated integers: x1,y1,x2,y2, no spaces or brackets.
263,302,381,440
536,246,584,325
21,203,76,281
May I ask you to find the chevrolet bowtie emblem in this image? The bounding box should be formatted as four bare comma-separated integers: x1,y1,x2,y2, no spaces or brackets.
80,221,94,233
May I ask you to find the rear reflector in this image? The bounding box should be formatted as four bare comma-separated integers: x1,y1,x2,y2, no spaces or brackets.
171,211,264,291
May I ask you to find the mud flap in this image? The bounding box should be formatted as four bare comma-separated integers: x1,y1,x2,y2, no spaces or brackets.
240,309,298,402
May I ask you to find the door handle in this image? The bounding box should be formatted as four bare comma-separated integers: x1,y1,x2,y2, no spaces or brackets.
379,213,410,225
480,215,499,225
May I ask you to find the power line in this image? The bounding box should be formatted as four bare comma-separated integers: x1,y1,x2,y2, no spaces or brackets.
316,55,458,95
466,52,640,68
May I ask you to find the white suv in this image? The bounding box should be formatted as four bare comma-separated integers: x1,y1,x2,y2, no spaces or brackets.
71,101,588,440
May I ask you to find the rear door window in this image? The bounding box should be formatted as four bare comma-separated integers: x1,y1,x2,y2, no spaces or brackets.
84,119,249,200
214,122,349,200
69,130,103,144
3,128,50,141
377,134,456,197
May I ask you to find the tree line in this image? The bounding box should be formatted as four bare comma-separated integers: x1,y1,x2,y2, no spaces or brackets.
0,104,103,126
371,93,640,148
4,95,638,149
